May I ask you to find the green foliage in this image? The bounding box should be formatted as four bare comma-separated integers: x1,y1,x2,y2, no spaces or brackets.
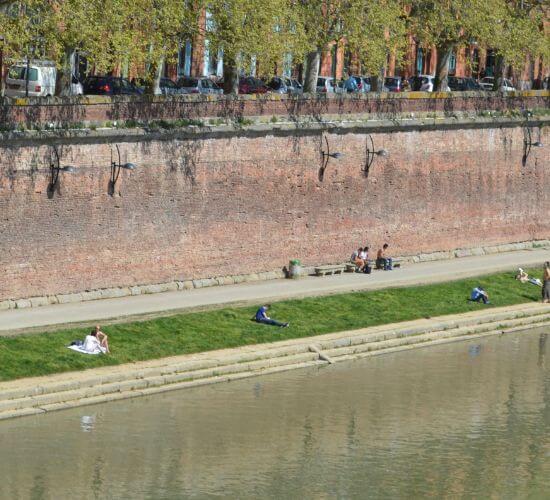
205,0,304,76
0,268,543,381
0,0,61,63
0,0,546,92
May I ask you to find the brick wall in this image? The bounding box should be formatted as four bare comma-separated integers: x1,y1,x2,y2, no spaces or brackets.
0,116,548,301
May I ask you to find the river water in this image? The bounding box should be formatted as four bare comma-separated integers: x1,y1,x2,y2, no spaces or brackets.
1,329,549,499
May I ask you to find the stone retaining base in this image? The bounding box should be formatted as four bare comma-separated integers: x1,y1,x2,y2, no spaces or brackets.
0,302,548,421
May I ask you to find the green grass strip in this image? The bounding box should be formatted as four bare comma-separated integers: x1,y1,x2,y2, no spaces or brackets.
0,268,546,382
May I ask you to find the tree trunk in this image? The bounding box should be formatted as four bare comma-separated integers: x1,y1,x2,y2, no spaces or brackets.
55,48,72,96
223,54,239,94
370,65,385,92
434,44,452,91
145,56,164,95
303,50,321,93
493,54,504,91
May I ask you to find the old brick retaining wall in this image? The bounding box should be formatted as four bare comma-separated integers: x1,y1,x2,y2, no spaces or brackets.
0,95,549,302
1,91,548,128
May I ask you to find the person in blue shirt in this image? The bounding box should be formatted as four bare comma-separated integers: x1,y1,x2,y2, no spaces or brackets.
470,286,490,304
255,304,289,327
343,75,358,93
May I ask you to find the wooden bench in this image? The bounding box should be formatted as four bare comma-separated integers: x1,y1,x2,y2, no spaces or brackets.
314,264,347,276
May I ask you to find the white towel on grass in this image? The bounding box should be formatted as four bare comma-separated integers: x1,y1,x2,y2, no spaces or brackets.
67,335,107,355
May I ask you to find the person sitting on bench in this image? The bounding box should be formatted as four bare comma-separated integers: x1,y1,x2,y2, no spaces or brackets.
351,247,366,271
255,304,289,327
470,286,490,304
376,243,393,270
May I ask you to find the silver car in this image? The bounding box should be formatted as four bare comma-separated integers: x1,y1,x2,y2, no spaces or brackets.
176,77,223,95
316,76,336,93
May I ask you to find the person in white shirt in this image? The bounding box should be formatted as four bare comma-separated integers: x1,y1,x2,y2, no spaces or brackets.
83,325,110,353
351,247,365,271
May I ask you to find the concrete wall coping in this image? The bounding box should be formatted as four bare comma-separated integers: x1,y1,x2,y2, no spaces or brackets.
1,113,548,146
3,89,549,107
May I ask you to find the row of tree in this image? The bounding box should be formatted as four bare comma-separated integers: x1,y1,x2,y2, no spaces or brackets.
0,0,548,94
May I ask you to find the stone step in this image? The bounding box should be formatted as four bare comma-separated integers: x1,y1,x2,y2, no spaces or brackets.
0,351,322,415
0,359,324,420
0,304,547,420
323,314,550,359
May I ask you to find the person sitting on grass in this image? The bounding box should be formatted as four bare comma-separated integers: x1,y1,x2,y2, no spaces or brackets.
69,326,110,355
85,325,110,353
470,286,490,305
255,304,289,328
376,243,393,270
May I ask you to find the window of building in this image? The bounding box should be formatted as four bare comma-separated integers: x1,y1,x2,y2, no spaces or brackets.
448,51,457,75
416,47,424,74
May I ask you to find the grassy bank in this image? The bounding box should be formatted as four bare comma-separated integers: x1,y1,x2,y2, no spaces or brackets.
0,268,545,382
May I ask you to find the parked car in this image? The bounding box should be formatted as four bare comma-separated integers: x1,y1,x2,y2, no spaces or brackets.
266,76,303,95
384,76,405,92
316,76,336,93
83,76,143,96
159,77,184,95
448,76,481,91
176,77,223,95
5,60,57,98
239,77,270,94
408,75,450,92
479,76,515,91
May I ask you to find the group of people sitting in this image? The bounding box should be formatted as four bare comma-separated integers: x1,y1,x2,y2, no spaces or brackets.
351,243,393,272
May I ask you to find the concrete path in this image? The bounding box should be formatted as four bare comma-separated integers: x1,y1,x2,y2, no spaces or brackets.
1,248,548,335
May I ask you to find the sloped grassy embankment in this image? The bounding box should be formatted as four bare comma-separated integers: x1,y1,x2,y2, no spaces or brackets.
0,268,545,382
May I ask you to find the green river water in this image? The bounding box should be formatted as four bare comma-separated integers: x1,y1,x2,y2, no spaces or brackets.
1,328,549,499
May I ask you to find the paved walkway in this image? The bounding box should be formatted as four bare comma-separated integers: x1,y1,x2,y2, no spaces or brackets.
1,248,548,335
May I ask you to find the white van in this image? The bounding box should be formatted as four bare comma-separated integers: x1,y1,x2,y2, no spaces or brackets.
5,61,57,98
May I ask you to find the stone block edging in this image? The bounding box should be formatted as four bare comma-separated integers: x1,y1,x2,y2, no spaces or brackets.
1,239,549,312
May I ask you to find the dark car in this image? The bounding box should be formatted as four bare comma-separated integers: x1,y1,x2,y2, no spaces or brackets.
384,76,404,92
83,76,143,96
266,76,303,95
448,76,481,91
239,77,270,94
176,77,222,95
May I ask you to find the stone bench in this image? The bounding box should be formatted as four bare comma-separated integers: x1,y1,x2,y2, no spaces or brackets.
314,264,347,276
375,257,403,269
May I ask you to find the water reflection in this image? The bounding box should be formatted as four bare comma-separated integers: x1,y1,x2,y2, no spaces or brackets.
80,415,96,432
1,328,548,499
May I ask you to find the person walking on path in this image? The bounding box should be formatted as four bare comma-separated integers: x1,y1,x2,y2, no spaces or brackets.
543,262,550,303
255,305,289,328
